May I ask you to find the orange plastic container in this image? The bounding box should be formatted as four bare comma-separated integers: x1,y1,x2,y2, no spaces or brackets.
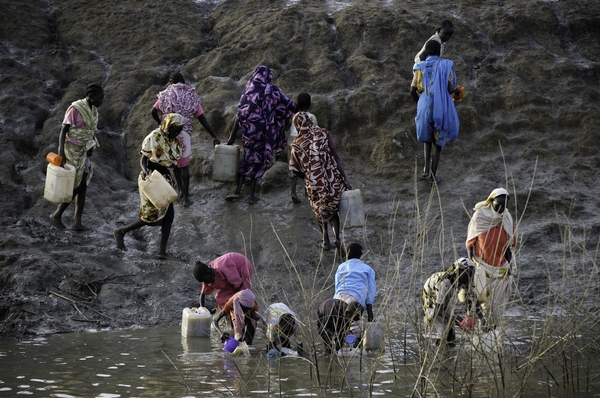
46,152,63,166
452,85,464,103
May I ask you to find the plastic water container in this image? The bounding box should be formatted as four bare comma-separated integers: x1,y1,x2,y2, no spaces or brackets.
458,315,476,332
453,85,465,103
280,347,298,356
212,144,239,182
472,329,502,352
46,152,63,166
346,334,357,346
44,163,76,204
362,321,384,351
223,337,239,353
337,347,367,357
232,341,251,356
338,189,365,228
181,307,212,338
138,170,178,209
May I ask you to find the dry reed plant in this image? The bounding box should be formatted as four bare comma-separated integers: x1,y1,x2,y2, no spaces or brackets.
211,154,600,397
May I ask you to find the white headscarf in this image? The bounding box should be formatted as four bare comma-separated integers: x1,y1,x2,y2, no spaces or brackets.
466,188,514,242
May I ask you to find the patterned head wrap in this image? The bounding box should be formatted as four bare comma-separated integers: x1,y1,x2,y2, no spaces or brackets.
453,257,475,286
247,65,272,87
235,65,297,179
293,111,314,134
160,113,185,134
232,289,255,337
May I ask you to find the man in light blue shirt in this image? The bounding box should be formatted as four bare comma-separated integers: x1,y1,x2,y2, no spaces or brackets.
334,242,376,323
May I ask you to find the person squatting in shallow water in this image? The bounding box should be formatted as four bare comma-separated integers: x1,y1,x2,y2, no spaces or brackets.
411,40,461,185
466,188,516,330
334,242,376,341
213,289,261,345
50,84,104,231
112,113,184,260
226,65,298,204
288,111,352,252
152,72,220,207
193,252,253,312
422,257,482,346
317,298,363,354
264,303,303,355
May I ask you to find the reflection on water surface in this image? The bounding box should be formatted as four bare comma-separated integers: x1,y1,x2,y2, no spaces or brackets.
0,319,598,397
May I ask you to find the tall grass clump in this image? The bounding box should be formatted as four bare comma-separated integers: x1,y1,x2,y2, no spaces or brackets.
211,160,600,397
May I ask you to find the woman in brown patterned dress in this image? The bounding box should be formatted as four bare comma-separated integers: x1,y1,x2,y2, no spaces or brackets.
289,112,351,252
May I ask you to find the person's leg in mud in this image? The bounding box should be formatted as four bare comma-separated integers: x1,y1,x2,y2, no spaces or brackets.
158,203,175,259
248,178,259,204
422,141,432,179
179,165,193,207
174,166,183,197
71,172,89,231
330,213,343,254
290,175,301,204
113,218,147,250
242,315,257,345
50,172,88,231
50,202,70,230
226,175,245,201
318,220,334,251
317,313,336,353
430,142,442,185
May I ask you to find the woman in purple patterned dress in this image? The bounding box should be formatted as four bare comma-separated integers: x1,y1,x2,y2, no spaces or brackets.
226,66,297,204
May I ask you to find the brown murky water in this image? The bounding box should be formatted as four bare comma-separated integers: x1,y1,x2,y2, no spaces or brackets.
1,314,598,397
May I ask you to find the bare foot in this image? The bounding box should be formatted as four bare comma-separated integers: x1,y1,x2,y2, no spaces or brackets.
291,194,301,204
429,175,442,186
49,214,66,230
113,229,126,250
248,196,260,205
316,242,333,251
71,224,89,232
225,193,240,201
157,252,172,260
183,197,194,207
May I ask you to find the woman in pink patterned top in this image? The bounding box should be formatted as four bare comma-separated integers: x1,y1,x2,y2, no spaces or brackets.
193,252,253,311
152,72,220,207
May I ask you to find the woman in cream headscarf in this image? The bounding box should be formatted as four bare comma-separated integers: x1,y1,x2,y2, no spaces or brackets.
113,113,184,259
466,188,516,329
